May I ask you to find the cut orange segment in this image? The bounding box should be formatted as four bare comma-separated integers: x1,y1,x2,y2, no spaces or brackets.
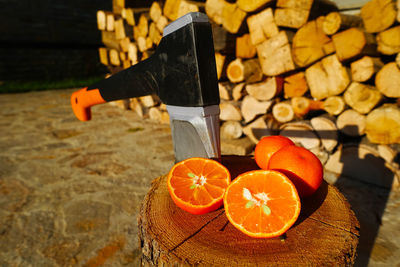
224,170,301,238
167,157,231,215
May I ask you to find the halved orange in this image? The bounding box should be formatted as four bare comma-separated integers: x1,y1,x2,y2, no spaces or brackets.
167,157,231,215
224,170,301,238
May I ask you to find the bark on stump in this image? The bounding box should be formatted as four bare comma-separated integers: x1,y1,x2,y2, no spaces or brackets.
138,156,360,266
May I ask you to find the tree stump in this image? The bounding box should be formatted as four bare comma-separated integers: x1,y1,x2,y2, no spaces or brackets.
138,156,360,266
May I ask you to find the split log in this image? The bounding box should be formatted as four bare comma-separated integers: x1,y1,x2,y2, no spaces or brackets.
236,34,257,59
106,13,116,31
221,137,255,156
226,58,263,84
310,115,338,152
137,36,153,52
129,98,145,118
322,12,363,35
243,115,278,143
323,96,346,116
98,47,109,66
128,42,138,64
361,0,397,33
219,82,233,101
119,37,130,52
109,49,121,66
292,18,334,68
149,1,162,23
205,0,225,25
245,77,283,101
272,101,294,123
163,0,199,21
365,104,400,144
123,8,136,26
133,14,149,40
332,27,377,62
375,62,400,98
343,82,382,114
156,16,169,33
325,144,399,188
109,99,130,110
274,0,314,29
236,0,273,12
149,106,163,122
215,53,226,80
279,121,321,149
336,109,366,137
241,95,273,123
291,96,324,117
220,102,242,121
139,156,359,266
283,72,308,99
376,25,400,55
97,10,109,31
220,120,243,139
247,8,279,46
115,18,134,40
257,31,295,76
350,56,384,82
232,82,247,101
139,95,159,108
305,54,350,100
160,111,170,124
176,1,201,20
222,2,247,34
102,31,120,50
149,22,162,45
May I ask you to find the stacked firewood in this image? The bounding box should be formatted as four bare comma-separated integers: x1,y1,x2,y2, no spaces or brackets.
96,0,400,158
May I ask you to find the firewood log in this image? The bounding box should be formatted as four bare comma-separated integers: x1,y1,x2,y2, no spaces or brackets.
283,72,308,99
106,13,116,31
243,115,279,143
361,0,397,33
137,36,153,52
323,96,346,116
102,31,120,50
149,106,163,122
97,10,110,31
292,17,334,68
336,109,366,137
109,49,121,66
122,8,136,26
220,121,243,139
109,99,130,110
237,0,274,12
375,62,400,98
122,59,131,69
222,2,247,34
139,95,159,108
149,22,162,45
376,25,400,55
133,14,149,40
119,37,130,52
274,0,314,29
322,11,363,35
160,111,170,124
365,104,400,144
241,95,273,123
272,101,294,123
221,137,255,155
310,115,338,152
232,82,247,101
220,102,243,121
156,16,169,33
247,8,279,46
343,82,382,114
219,82,233,100
150,1,162,23
128,42,138,64
279,121,321,149
245,77,283,101
291,96,324,117
119,51,127,62
115,18,133,40
215,53,226,80
163,0,199,21
205,0,225,25
257,31,295,76
305,54,350,100
226,58,263,83
350,56,384,82
332,27,377,62
236,34,257,59
129,98,145,118
176,1,201,19
98,47,109,66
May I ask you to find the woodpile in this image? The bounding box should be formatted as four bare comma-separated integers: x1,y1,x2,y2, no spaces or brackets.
96,0,400,159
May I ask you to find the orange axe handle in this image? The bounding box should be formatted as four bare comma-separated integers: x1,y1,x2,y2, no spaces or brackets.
71,87,106,121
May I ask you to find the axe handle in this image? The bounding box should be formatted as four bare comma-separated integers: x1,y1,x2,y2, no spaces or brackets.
71,87,106,121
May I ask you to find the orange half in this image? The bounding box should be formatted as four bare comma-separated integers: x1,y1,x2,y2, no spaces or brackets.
167,158,231,215
224,170,301,238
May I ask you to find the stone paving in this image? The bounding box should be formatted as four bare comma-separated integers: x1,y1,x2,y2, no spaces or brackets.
0,89,399,266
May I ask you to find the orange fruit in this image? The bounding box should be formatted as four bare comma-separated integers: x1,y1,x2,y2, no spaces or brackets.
268,145,323,198
224,170,301,238
254,135,295,170
167,157,231,215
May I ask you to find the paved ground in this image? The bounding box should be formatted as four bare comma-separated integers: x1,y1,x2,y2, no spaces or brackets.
0,89,399,266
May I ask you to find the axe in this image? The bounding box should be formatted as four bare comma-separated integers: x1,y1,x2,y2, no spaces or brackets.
71,12,220,163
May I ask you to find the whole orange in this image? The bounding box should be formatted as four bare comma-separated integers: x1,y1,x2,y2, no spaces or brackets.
268,145,323,198
254,135,295,170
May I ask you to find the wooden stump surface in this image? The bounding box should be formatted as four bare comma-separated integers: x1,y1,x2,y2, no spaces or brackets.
138,155,360,266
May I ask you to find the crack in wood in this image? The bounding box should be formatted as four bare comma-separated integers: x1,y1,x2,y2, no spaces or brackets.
308,216,360,237
169,210,226,253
